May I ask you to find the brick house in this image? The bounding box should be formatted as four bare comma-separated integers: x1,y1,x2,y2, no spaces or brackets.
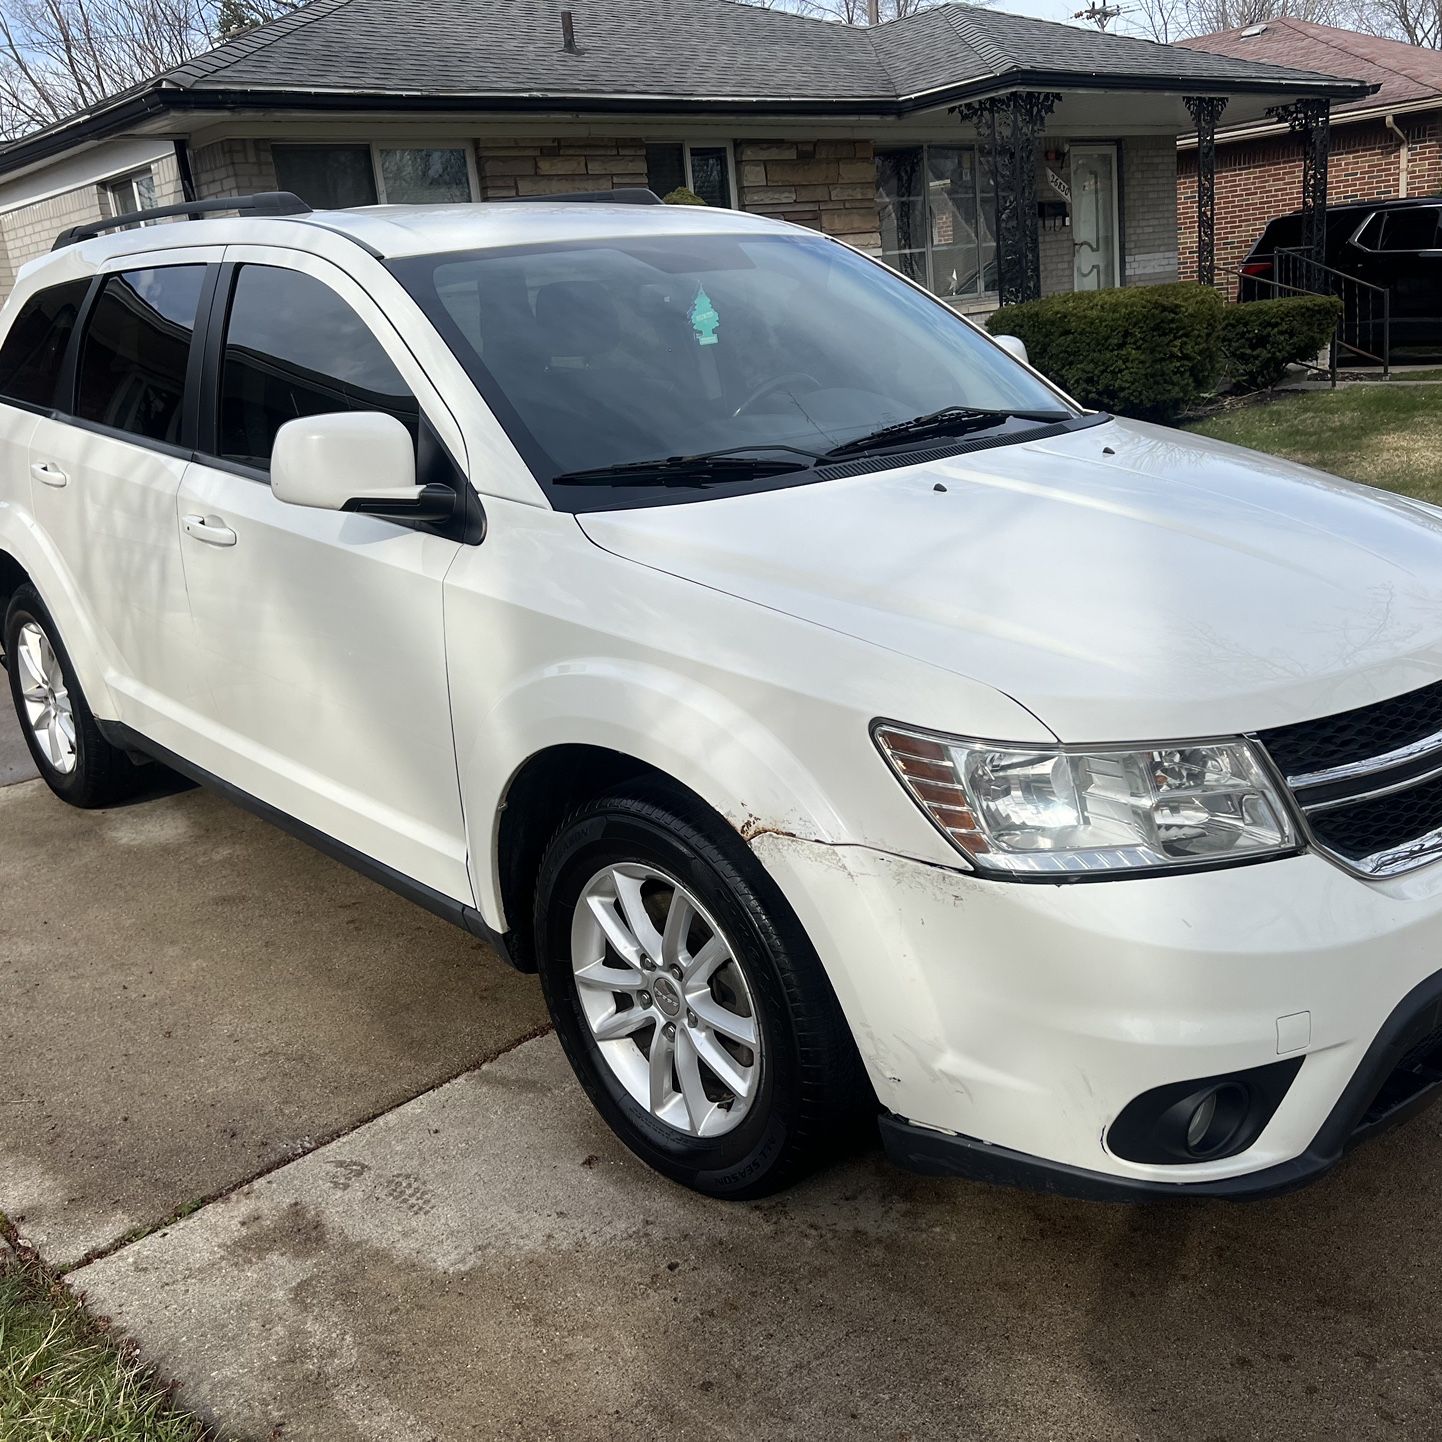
1177,20,1442,284
0,0,1367,312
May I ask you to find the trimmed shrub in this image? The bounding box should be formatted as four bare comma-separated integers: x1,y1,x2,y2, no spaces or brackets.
662,186,707,206
986,283,1224,421
1221,295,1342,391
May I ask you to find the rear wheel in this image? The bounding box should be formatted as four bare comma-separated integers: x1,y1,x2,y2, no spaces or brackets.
4,585,141,808
534,782,866,1198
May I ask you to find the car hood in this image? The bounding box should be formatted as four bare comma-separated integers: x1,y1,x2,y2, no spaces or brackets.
577,417,1442,742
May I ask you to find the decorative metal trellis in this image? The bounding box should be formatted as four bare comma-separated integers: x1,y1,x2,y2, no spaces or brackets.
954,91,1060,305
1267,97,1332,261
1183,95,1227,287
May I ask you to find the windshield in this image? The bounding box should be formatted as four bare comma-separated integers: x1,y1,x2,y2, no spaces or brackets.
391,232,1076,502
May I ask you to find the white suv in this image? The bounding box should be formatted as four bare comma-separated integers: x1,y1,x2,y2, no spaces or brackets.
5,190,1442,1201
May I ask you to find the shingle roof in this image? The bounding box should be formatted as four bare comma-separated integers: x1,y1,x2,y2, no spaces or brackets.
1180,18,1442,118
155,0,1365,105
0,0,1374,176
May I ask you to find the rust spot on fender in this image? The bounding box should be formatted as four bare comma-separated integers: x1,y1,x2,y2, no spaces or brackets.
738,814,803,844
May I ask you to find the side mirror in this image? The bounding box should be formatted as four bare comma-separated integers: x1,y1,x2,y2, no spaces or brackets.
271,412,455,521
994,333,1030,368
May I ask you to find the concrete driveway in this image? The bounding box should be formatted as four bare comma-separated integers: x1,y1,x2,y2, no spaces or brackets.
0,695,35,784
4,700,1442,1440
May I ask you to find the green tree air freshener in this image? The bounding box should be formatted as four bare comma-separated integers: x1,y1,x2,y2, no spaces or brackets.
690,285,720,346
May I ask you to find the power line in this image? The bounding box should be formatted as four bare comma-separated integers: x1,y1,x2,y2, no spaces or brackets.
1073,2,1130,28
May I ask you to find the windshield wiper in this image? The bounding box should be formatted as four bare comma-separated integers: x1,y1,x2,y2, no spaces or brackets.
551,444,823,488
824,405,1074,461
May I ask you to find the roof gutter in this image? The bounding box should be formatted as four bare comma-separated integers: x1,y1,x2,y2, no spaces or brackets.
0,88,176,175
0,68,1376,180
1178,88,1421,148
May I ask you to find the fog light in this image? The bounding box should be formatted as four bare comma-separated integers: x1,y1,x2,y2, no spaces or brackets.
1181,1082,1250,1157
1186,1090,1218,1151
1107,1060,1302,1166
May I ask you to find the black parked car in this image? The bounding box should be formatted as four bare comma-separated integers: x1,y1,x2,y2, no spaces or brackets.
1239,195,1442,360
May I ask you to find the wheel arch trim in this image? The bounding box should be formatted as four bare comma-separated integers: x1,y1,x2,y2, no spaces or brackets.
0,517,118,719
469,662,849,933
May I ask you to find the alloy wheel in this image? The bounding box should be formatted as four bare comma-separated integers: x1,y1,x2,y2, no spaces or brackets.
570,863,761,1137
15,621,76,774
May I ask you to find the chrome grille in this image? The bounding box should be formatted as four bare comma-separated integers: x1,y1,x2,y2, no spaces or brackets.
1258,678,1442,878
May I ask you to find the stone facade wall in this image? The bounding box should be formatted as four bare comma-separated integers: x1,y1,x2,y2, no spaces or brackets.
1177,112,1442,286
1122,135,1180,287
191,139,279,198
0,184,106,290
736,140,881,250
476,139,646,198
1039,221,1072,297
146,150,187,208
0,148,199,297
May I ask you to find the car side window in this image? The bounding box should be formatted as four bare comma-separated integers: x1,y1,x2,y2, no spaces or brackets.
1259,215,1304,252
1352,213,1384,250
74,266,206,445
1381,209,1441,253
218,265,420,472
0,279,91,411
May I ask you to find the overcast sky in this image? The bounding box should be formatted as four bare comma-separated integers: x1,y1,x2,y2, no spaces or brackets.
997,0,1088,21
980,0,1158,38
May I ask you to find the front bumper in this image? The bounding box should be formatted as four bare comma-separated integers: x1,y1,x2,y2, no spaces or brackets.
880,961,1442,1200
751,834,1442,1193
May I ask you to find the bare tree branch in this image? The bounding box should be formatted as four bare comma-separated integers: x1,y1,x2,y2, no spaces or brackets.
0,0,293,138
737,0,970,25
1343,0,1441,48
1122,0,1441,44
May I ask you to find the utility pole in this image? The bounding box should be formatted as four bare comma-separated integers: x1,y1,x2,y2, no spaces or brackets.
1073,2,1125,28
867,0,880,24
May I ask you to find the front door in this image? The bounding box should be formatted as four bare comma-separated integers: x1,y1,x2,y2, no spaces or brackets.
175,250,471,900
1072,144,1120,292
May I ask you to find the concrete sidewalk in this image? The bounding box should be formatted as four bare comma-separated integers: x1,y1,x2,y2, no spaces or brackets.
70,1034,1442,1442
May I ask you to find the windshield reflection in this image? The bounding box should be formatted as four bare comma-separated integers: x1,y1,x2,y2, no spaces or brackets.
392,233,1073,496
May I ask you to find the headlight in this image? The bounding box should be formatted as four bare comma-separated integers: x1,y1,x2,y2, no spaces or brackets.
874,723,1295,876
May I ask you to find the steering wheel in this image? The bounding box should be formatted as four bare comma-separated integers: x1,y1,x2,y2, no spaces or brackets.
732,372,825,418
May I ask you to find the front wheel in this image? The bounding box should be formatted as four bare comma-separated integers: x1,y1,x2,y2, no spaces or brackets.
534,783,866,1199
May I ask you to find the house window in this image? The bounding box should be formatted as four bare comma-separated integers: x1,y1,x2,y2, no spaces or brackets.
378,148,472,204
274,145,377,208
645,142,736,206
272,143,476,209
105,169,157,226
875,146,996,300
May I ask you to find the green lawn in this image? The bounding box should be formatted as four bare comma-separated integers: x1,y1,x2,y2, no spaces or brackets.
0,1241,211,1442
1185,385,1442,504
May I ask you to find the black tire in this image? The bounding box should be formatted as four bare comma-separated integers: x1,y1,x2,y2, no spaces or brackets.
4,585,142,808
534,780,868,1199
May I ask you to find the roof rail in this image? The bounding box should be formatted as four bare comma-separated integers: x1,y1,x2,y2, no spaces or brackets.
53,190,311,251
493,187,662,206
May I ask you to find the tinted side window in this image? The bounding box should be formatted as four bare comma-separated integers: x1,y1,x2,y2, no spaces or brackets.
1257,214,1304,253
1353,213,1384,249
75,266,205,444
1382,208,1441,252
218,265,419,470
0,280,90,410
